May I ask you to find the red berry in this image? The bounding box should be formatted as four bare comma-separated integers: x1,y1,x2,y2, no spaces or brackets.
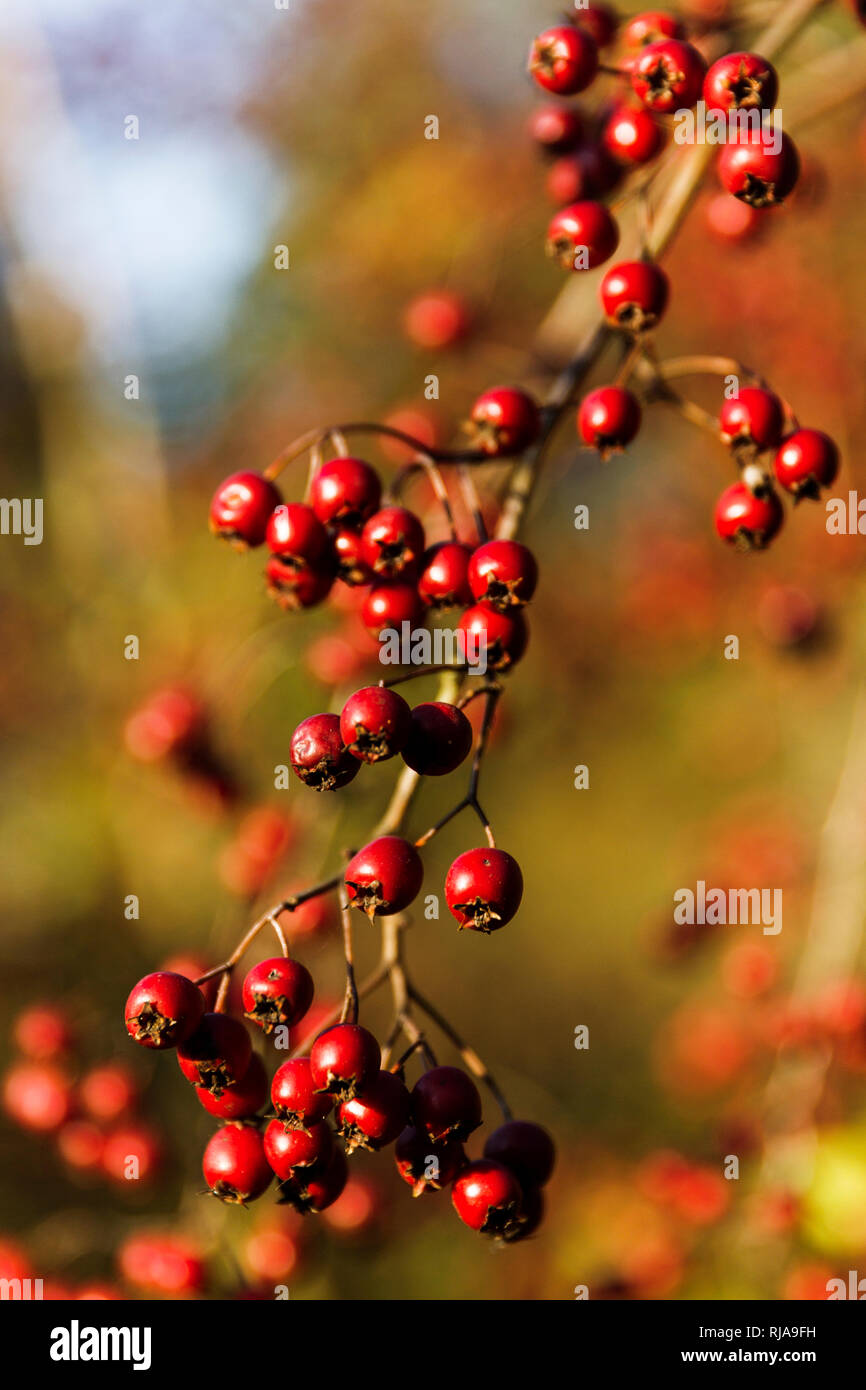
3,1061,72,1131
124,971,205,1050
631,39,707,112
177,1014,253,1096
289,712,360,792
602,104,665,165
118,1234,206,1296
339,685,412,763
402,701,473,777
483,1119,556,1187
362,582,424,638
265,555,334,610
468,539,538,610
310,1024,381,1099
528,25,599,96
271,1058,334,1130
703,52,777,112
330,526,374,586
718,130,800,207
773,429,839,499
337,1070,411,1152
600,259,670,333
445,847,524,933
719,386,784,451
264,1117,334,1180
344,835,424,917
715,481,784,550
276,1145,348,1213
546,145,623,203
456,605,529,671
404,291,471,349
79,1063,139,1122
101,1123,162,1183
705,191,764,242
124,687,207,764
394,1126,467,1196
209,471,281,549
58,1121,106,1173
528,104,584,155
265,502,329,568
452,1159,523,1235
468,387,541,457
412,1066,482,1142
623,10,685,47
546,200,619,271
578,385,642,456
13,1005,74,1060
573,3,618,48
202,1121,273,1205
310,457,381,526
242,957,314,1033
417,542,473,609
196,1053,269,1120
361,506,425,578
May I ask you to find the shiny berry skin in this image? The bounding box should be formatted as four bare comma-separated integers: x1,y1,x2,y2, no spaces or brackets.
417,542,473,609
209,471,282,549
411,1066,482,1143
13,1005,74,1060
394,1126,467,1196
452,1160,523,1235
403,290,471,350
703,52,777,112
719,387,784,451
445,847,524,933
242,957,314,1033
600,259,670,333
574,3,618,48
578,386,642,456
402,701,473,777
528,25,599,96
310,1024,381,1100
546,200,619,271
468,387,540,457
196,1053,269,1120
602,104,665,165
718,131,800,207
124,971,205,1051
331,526,373,586
457,605,529,672
309,457,381,526
265,555,334,610
546,145,622,204
362,582,424,638
468,539,538,610
528,104,584,155
277,1145,348,1213
773,429,839,500
715,481,784,551
177,1013,253,1096
264,1118,334,1180
202,1121,273,1205
337,1070,411,1152
631,39,707,113
623,10,684,47
344,835,424,917
271,1058,334,1130
483,1120,556,1187
360,506,425,578
265,502,330,569
339,686,412,763
289,712,360,792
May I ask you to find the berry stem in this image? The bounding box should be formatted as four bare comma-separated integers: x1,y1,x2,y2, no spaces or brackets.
338,885,359,1025
407,983,514,1122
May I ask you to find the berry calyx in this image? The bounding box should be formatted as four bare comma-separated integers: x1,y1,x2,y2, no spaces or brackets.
602,104,665,166
773,429,840,500
528,25,599,96
209,471,282,549
202,1121,273,1205
719,387,785,452
394,1126,467,1196
330,526,373,586
177,1013,253,1096
456,605,529,672
289,712,360,792
265,555,334,610
196,1053,269,1121
600,259,670,333
402,701,473,777
467,539,538,610
309,457,381,526
714,481,784,551
344,835,424,917
452,1159,523,1235
276,1145,348,1214
265,502,330,569
271,1057,335,1130
242,957,314,1034
546,200,620,271
339,686,412,763
467,387,541,457
263,1118,334,1181
630,39,707,113
337,1070,411,1152
483,1119,556,1187
417,542,474,610
578,385,642,457
124,971,205,1051
360,506,425,578
444,847,524,933
309,1024,381,1100
718,130,800,208
411,1066,482,1143
703,52,778,113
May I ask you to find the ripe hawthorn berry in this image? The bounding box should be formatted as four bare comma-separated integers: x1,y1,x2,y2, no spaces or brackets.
403,290,471,350
271,1057,334,1130
468,539,538,610
331,526,373,586
310,1023,381,1099
452,1159,522,1235
773,429,839,500
457,604,529,672
719,387,784,452
57,1121,106,1173
600,259,670,333
242,957,314,1033
528,104,584,155
630,39,707,113
501,1184,545,1243
339,685,412,763
79,1063,139,1122
360,506,425,579
362,582,424,638
177,1013,253,1096
394,1125,467,1196
528,25,599,96
265,555,334,610
289,712,360,791
703,52,778,112
118,1234,206,1296
546,145,622,204
573,2,618,48
483,1119,556,1187
445,847,524,932
209,471,282,549
202,1121,273,1205
468,387,540,457
402,701,473,777
265,502,330,569
337,1070,411,1152
602,104,665,166
2,1061,73,1132
411,1066,482,1143
102,1123,162,1184
263,1118,334,1180
418,542,473,609
546,200,619,271
344,835,424,917
578,386,642,457
13,1005,74,1060
718,130,800,207
309,457,381,526
196,1053,269,1121
277,1145,348,1214
623,10,685,47
124,971,205,1051
715,481,784,550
